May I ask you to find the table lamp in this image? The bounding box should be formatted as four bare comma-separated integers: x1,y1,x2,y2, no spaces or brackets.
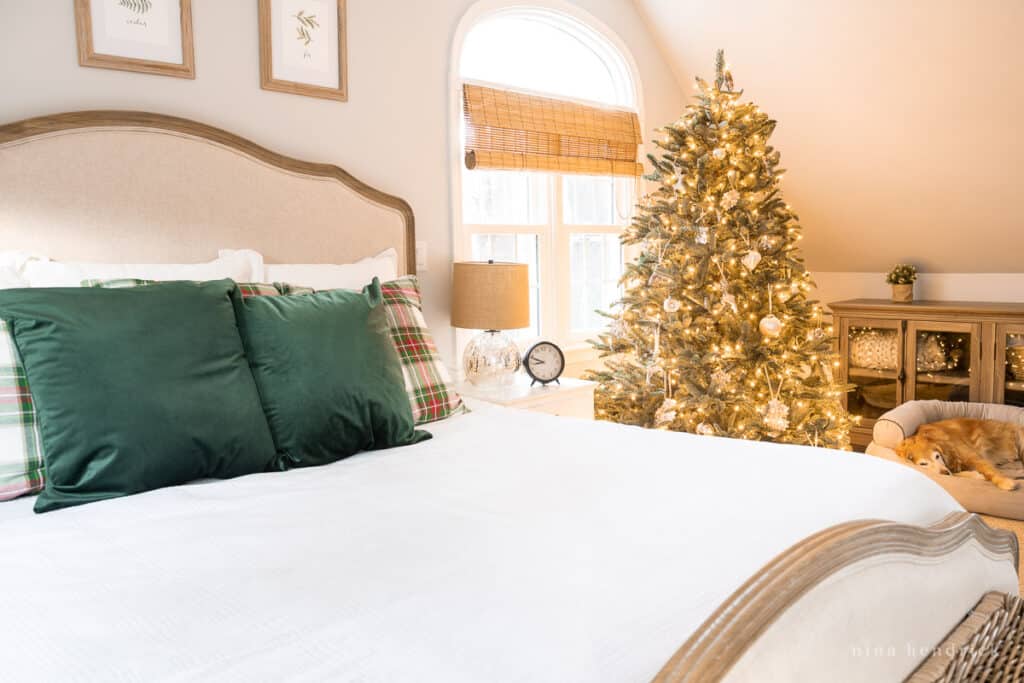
451,260,530,386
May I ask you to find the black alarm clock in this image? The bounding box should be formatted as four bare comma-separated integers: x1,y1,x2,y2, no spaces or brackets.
523,341,565,386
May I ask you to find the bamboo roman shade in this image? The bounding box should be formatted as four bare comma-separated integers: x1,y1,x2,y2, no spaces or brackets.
462,83,643,177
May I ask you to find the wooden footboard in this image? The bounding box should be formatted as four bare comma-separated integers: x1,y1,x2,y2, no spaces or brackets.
654,513,1018,683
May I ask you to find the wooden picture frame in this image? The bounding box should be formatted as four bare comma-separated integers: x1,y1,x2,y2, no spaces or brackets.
74,0,195,79
259,0,348,102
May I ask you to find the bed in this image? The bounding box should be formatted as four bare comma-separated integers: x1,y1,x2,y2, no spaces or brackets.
0,112,1018,682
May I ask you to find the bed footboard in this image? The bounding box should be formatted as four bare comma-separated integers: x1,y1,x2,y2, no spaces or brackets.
654,513,1018,683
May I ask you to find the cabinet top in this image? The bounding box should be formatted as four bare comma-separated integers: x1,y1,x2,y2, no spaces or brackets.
829,299,1024,317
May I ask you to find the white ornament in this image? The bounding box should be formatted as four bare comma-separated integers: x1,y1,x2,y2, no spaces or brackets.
654,398,678,426
696,226,709,245
721,292,738,314
763,399,790,433
741,250,762,272
759,314,783,338
721,190,741,210
711,369,731,391
712,147,726,160
663,296,682,313
696,422,716,436
797,363,813,380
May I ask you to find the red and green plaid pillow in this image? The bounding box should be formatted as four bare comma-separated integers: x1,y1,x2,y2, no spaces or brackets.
379,276,467,424
0,320,44,501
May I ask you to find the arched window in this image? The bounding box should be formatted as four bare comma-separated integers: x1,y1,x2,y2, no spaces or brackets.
452,5,641,348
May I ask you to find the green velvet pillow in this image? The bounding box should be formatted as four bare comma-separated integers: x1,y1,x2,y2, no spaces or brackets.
0,280,277,513
231,278,431,470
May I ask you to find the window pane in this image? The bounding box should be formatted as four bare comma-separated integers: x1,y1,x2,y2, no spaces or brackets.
471,233,541,338
462,170,547,225
460,14,633,108
563,176,632,226
570,233,623,331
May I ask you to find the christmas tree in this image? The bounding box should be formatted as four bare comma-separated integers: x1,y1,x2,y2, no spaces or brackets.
587,51,852,450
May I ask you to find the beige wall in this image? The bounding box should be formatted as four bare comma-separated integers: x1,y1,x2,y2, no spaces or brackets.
634,0,1024,280
0,0,684,363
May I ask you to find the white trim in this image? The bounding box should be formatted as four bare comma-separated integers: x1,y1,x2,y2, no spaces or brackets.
447,1,645,373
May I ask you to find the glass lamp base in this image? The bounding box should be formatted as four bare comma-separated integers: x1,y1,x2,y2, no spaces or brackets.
463,330,521,386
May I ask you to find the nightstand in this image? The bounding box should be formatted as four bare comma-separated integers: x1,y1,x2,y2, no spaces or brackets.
455,376,596,419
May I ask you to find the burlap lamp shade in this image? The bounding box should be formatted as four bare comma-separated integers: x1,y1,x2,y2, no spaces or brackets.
451,261,529,331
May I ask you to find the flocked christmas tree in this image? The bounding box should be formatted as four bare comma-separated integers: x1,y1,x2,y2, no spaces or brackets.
586,51,853,449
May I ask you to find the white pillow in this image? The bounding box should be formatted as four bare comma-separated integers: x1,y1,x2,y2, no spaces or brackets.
0,251,46,289
23,250,264,287
252,248,399,290
0,266,28,289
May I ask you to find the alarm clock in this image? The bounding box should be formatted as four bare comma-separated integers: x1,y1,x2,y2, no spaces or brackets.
523,341,565,386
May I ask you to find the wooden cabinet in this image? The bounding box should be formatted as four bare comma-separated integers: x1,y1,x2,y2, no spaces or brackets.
830,300,1024,449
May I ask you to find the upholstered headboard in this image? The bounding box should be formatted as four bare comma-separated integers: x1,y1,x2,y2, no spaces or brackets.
0,111,415,274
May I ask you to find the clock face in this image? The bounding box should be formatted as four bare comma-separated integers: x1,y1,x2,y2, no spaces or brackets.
524,342,564,383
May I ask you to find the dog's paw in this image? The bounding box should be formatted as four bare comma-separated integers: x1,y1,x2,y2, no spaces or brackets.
955,471,986,480
995,478,1018,491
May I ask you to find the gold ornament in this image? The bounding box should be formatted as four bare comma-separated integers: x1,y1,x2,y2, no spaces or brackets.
764,399,790,433
741,250,762,271
654,398,678,426
759,314,783,338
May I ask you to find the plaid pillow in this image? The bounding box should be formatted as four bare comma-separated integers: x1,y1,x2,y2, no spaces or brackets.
379,277,467,424
0,321,44,501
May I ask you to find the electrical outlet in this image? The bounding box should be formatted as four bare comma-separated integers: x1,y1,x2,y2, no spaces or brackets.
416,241,428,272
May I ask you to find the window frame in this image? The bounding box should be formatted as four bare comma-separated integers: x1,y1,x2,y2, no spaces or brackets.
450,1,644,363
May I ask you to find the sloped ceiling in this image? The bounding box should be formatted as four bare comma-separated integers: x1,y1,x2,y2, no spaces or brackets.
631,0,1024,272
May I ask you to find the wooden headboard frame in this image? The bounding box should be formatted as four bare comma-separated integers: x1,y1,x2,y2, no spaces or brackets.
0,111,416,274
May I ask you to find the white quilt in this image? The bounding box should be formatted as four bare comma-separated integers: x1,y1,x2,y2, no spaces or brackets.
0,400,961,682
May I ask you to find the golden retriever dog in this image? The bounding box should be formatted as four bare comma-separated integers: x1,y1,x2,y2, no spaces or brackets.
895,418,1024,491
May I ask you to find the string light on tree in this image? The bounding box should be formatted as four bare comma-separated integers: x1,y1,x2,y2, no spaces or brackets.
586,50,852,450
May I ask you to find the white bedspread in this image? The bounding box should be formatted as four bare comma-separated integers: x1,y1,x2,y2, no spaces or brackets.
0,400,961,682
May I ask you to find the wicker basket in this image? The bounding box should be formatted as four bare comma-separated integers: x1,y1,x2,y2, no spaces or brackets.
1008,347,1024,381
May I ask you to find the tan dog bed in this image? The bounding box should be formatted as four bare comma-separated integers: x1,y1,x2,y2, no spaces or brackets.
867,401,1024,520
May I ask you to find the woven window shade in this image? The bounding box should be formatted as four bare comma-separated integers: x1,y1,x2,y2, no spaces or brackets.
463,83,643,177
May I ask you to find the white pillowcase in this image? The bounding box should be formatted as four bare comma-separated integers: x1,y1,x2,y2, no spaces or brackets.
0,251,47,289
248,248,399,290
23,250,264,287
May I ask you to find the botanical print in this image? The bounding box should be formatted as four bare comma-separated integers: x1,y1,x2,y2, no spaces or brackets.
77,0,192,77
118,0,153,13
279,0,331,77
262,0,345,99
103,0,172,45
294,10,319,50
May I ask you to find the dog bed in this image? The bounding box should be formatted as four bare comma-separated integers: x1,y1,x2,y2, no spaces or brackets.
866,401,1024,520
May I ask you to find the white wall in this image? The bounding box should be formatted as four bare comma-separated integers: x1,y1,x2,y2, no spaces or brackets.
0,0,684,364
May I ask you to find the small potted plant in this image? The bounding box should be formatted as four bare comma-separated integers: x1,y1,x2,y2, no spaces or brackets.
886,264,917,303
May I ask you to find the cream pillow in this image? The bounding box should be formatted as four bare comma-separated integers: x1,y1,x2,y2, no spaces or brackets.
251,248,399,291
23,250,264,287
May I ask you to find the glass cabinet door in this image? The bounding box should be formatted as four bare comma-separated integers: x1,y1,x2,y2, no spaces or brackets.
905,322,981,403
995,324,1024,407
841,318,904,422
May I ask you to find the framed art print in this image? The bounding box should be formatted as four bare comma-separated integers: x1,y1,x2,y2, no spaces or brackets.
259,0,348,102
74,0,195,79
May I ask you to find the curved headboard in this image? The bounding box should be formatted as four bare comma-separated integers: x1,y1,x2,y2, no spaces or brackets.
0,111,415,274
